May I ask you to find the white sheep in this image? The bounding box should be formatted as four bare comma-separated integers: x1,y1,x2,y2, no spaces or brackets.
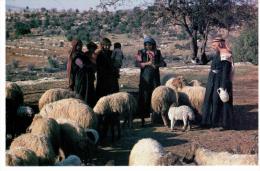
129,138,182,166
39,98,98,129
194,147,258,165
171,77,206,121
94,92,137,128
168,105,195,131
151,86,179,127
38,88,80,110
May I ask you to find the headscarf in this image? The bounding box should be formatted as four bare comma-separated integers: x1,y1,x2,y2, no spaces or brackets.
67,39,82,87
213,37,235,81
144,37,156,46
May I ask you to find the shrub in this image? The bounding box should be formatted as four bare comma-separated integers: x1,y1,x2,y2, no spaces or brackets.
48,56,59,68
11,59,19,68
232,23,258,65
15,22,31,36
27,63,35,71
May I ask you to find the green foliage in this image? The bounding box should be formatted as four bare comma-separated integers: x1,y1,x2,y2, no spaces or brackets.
30,18,40,28
15,22,31,36
232,23,258,65
48,56,59,68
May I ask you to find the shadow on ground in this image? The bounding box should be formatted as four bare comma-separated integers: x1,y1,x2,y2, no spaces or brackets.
93,121,188,166
234,104,258,130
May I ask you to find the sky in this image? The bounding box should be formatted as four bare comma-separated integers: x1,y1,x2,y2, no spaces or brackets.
6,0,155,11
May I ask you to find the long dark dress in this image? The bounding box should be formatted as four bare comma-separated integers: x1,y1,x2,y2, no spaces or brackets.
96,50,118,101
201,52,233,129
70,51,96,107
136,49,163,125
84,52,97,108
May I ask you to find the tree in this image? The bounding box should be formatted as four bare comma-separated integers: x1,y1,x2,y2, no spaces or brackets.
98,0,257,62
232,22,258,65
15,22,31,36
30,18,40,28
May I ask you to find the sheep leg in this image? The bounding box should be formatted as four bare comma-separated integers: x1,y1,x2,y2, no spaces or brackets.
161,113,169,128
187,120,191,131
183,116,188,131
170,118,176,131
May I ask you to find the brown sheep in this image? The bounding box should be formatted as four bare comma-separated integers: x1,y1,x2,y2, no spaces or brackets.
27,115,61,156
10,133,56,165
6,147,39,166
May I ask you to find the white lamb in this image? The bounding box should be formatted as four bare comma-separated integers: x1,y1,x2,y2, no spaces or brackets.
168,105,195,131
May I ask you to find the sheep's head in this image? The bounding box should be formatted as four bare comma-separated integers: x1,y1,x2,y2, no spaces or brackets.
171,76,184,90
189,80,202,86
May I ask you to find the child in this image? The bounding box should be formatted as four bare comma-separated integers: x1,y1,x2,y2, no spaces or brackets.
111,42,124,78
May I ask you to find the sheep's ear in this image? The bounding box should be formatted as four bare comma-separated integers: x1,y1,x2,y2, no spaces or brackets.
85,129,99,145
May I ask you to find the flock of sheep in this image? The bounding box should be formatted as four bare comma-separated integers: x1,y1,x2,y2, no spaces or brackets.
5,76,258,166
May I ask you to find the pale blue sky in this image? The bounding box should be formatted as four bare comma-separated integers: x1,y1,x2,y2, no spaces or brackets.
6,0,155,11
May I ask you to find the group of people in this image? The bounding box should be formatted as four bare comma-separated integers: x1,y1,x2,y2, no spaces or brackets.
67,38,124,108
67,36,234,130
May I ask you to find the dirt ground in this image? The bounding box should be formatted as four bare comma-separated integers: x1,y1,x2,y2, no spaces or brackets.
8,63,258,166
92,64,258,166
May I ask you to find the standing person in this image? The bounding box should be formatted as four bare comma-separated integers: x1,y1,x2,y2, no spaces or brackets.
111,42,124,91
94,38,118,101
67,39,95,106
135,37,166,127
67,39,81,90
201,37,234,130
84,41,98,107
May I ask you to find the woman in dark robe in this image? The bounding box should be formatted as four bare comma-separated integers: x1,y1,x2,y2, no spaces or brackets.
95,38,118,101
135,37,166,127
201,37,234,130
67,39,96,107
83,41,98,107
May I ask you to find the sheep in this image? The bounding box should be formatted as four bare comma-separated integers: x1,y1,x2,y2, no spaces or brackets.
168,104,195,131
151,86,179,127
94,92,137,128
39,98,98,129
187,145,258,165
171,77,206,122
189,80,202,87
9,133,56,165
55,155,82,166
38,88,80,110
6,82,24,108
93,92,137,141
6,147,39,166
6,82,24,137
97,112,121,142
56,118,99,163
165,77,176,90
129,138,182,166
27,115,61,156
